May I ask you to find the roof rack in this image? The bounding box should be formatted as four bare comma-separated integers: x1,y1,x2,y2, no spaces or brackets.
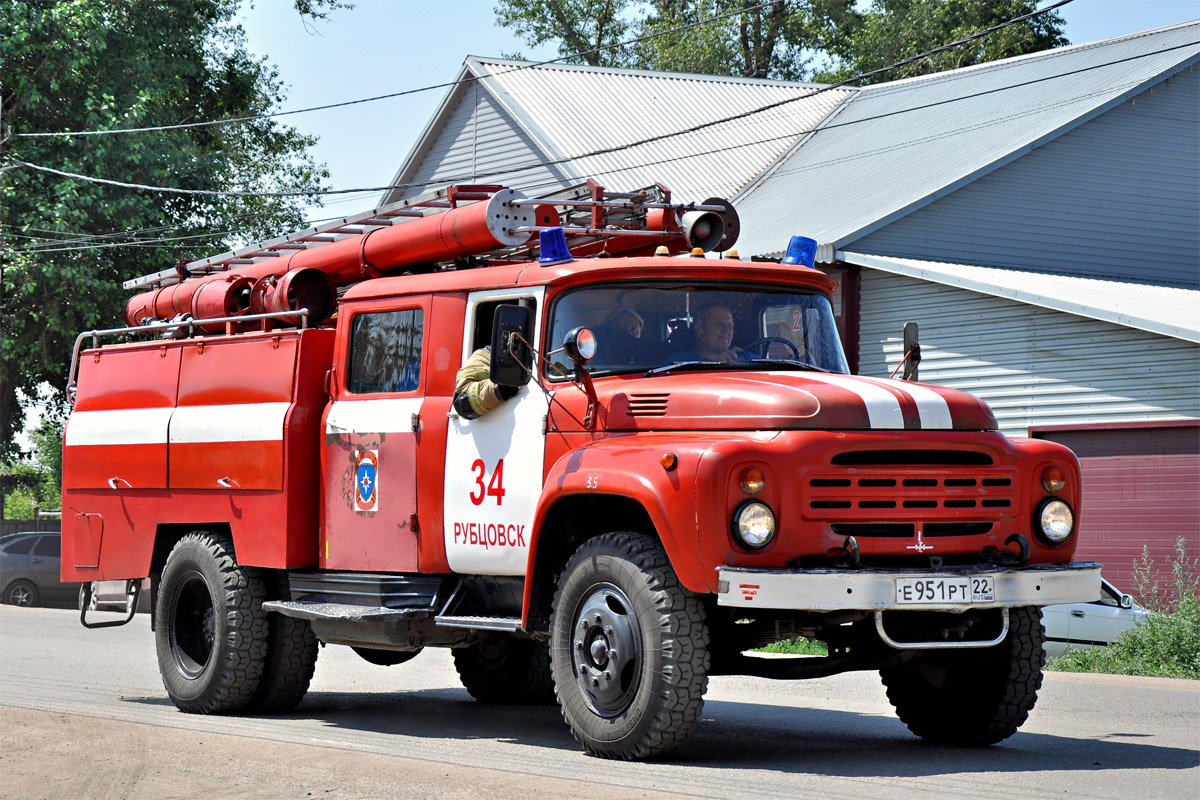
123,181,733,292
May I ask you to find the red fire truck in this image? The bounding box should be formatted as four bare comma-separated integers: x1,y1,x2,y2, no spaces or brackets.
62,182,1099,760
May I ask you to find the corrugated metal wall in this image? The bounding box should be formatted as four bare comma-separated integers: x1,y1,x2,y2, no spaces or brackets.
397,82,567,201
857,270,1200,436
851,64,1200,289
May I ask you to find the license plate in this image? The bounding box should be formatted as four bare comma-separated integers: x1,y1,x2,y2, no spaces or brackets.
895,576,995,604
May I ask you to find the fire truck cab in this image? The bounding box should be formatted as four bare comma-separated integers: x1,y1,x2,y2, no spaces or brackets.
62,183,1100,760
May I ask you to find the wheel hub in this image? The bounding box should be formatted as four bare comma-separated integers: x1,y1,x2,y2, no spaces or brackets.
571,584,641,717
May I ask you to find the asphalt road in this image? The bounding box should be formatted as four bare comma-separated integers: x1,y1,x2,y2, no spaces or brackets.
1,605,1197,799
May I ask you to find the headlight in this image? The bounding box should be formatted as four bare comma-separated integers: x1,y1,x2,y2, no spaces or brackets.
732,501,776,549
1035,498,1075,544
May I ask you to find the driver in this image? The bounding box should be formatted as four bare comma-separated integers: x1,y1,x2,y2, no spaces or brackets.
671,303,748,363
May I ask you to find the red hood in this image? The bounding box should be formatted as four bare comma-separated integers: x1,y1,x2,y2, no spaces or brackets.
597,372,997,431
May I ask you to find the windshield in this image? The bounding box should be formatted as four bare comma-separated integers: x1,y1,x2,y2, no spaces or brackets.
547,283,850,378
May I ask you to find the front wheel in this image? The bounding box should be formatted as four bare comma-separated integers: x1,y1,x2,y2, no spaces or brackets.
550,532,709,760
155,531,268,714
880,606,1045,745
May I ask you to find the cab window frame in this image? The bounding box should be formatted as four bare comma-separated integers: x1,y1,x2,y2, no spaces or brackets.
345,306,426,396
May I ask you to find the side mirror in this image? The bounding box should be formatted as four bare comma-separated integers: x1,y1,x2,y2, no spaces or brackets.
489,304,533,387
563,327,597,366
1120,594,1134,609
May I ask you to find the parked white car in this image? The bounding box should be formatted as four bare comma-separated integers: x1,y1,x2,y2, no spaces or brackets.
1042,578,1149,658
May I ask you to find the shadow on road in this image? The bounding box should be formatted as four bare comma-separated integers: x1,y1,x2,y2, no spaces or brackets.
124,688,1200,773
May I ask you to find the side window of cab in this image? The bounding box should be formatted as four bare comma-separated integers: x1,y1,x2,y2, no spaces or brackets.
347,308,424,394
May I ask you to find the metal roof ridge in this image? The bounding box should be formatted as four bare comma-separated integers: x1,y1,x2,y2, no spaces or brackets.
840,252,1200,344
733,90,859,204
464,55,831,89
858,20,1200,95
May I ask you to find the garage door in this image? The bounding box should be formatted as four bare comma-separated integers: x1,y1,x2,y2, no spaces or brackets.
1031,423,1199,597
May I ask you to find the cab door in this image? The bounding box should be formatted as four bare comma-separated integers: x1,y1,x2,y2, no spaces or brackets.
321,299,429,572
443,288,546,576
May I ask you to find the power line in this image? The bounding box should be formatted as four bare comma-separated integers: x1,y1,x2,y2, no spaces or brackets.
8,1,778,140
7,71,1151,258
12,31,1193,211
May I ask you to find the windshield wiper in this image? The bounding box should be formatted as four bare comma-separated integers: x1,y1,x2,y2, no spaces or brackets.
645,359,830,376
644,361,729,376
745,358,829,373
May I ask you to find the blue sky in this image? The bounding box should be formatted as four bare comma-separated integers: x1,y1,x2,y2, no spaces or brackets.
241,0,1198,221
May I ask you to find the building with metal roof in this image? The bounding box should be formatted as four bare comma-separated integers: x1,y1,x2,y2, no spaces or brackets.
384,21,1199,588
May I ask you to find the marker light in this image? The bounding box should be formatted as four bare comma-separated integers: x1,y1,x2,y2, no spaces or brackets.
740,467,765,495
659,453,678,471
723,250,739,260
538,227,572,265
654,245,670,256
732,501,776,549
781,235,818,268
1035,498,1075,544
689,247,705,257
1041,466,1066,493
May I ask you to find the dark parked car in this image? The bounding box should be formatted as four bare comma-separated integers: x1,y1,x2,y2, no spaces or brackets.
1,532,79,607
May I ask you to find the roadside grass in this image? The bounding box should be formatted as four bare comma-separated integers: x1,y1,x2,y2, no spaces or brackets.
1046,592,1200,680
757,638,828,656
1046,537,1200,681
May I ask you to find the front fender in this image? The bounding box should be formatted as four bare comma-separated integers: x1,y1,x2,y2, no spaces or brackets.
526,435,719,594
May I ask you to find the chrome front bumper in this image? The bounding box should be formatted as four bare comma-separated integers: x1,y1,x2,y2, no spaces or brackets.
716,561,1101,612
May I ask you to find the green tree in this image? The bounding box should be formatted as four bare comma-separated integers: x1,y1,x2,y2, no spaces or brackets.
812,0,1067,84
495,0,1064,81
0,0,343,458
496,0,636,67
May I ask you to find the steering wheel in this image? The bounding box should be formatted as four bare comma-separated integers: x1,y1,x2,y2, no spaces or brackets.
742,337,801,361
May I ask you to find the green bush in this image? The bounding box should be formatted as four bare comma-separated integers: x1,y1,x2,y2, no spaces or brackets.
757,638,829,656
1047,592,1200,680
1048,538,1200,680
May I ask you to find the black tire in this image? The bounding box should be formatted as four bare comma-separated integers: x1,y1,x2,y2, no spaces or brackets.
5,580,39,607
155,531,268,714
352,646,423,666
247,612,318,714
880,606,1045,745
550,532,709,760
453,633,555,704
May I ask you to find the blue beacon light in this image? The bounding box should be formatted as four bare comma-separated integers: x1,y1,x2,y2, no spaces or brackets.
781,235,818,269
538,227,573,266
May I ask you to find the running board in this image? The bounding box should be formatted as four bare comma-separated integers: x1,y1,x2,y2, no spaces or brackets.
434,614,522,632
263,600,433,623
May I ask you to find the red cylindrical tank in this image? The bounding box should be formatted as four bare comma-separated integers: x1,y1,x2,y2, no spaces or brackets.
124,188,536,324
189,275,255,333
249,267,336,328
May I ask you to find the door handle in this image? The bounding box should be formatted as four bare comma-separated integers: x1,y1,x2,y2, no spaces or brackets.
1070,610,1085,618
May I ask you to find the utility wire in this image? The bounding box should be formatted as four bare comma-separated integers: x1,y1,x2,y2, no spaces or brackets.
13,32,1195,209
8,74,1149,256
7,1,778,139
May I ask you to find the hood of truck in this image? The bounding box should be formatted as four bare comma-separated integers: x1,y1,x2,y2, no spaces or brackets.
597,372,998,431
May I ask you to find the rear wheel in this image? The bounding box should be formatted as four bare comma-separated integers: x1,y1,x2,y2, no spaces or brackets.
248,612,318,714
880,606,1045,745
550,532,709,760
6,580,38,607
155,531,268,714
453,633,554,704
